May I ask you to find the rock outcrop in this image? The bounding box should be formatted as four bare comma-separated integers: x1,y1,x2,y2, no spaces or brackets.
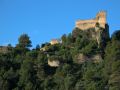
48,59,60,67
74,53,103,63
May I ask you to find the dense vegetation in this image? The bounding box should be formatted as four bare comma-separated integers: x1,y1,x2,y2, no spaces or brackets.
0,29,120,90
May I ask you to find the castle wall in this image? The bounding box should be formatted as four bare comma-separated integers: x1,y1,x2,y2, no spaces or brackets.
76,19,97,30
76,11,106,30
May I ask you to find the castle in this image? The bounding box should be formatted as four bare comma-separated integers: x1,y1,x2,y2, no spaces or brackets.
75,11,109,47
76,11,106,30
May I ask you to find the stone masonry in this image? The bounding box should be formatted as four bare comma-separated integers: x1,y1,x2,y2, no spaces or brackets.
76,11,106,30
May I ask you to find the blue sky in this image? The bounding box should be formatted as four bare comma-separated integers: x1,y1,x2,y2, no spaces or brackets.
0,0,120,47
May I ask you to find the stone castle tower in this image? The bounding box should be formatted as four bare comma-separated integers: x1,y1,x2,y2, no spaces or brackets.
75,11,109,47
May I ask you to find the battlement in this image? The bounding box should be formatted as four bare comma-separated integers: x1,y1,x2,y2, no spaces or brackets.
76,11,106,30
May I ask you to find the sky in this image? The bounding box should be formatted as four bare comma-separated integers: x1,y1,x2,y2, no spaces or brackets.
0,0,120,47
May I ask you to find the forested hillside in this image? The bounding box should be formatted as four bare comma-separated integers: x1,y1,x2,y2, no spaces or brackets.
0,28,120,90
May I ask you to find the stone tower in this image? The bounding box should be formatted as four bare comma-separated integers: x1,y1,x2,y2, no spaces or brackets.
96,11,106,28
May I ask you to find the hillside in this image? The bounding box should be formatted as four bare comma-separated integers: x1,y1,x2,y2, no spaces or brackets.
0,14,120,90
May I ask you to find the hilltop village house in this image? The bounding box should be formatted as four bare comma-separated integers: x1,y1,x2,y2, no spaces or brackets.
50,39,60,45
40,39,61,51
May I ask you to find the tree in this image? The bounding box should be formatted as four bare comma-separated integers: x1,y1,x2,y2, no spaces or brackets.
61,34,67,44
17,34,32,48
104,36,120,90
18,58,36,90
72,27,83,39
36,44,40,50
111,30,120,41
66,33,74,45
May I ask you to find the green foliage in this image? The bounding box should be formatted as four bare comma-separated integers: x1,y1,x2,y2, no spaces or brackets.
0,29,120,90
104,32,120,90
17,34,32,48
111,30,120,41
61,34,67,44
81,40,98,55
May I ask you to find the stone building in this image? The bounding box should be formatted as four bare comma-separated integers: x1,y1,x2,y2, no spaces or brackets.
72,11,110,64
50,39,60,45
76,11,106,30
75,11,109,47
